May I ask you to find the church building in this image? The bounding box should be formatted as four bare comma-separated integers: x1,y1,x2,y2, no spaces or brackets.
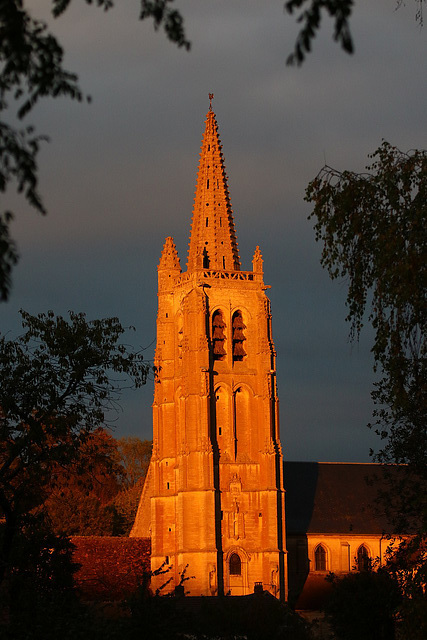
131,99,287,600
131,100,400,605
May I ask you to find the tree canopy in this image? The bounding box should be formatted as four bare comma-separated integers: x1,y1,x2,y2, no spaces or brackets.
306,141,427,636
43,428,123,537
285,0,425,65
306,141,426,474
43,434,153,536
1,2,425,299
0,309,148,582
0,0,188,301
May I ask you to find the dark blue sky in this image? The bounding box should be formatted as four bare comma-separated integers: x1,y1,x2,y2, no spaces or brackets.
2,1,425,461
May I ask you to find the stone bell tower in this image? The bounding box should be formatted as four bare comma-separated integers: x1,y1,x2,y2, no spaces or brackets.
131,99,287,600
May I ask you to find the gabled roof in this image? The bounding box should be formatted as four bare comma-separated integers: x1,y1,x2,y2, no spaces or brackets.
283,462,396,535
187,105,240,273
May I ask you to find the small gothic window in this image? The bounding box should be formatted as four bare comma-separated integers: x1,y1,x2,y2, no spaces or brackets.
229,553,241,576
232,311,246,362
207,179,210,189
206,217,209,227
357,545,370,571
203,247,210,269
177,327,183,359
212,310,226,360
315,544,327,571
222,256,226,269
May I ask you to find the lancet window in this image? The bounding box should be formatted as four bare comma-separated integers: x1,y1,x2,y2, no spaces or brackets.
229,553,241,576
212,310,226,360
357,544,370,571
232,310,246,361
315,544,327,571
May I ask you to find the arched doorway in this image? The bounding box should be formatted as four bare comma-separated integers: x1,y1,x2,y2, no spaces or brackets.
225,548,249,595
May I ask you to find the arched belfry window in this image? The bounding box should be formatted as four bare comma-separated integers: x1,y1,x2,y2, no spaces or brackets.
229,553,241,576
212,311,226,360
315,544,327,571
357,545,370,571
232,311,246,362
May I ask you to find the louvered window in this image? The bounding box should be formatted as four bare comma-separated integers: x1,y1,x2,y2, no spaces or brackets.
232,311,246,361
212,311,226,360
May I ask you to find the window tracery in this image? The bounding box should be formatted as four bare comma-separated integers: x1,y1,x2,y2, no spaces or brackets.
357,544,370,571
315,544,327,571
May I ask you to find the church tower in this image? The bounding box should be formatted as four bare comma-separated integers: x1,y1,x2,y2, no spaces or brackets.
131,100,287,600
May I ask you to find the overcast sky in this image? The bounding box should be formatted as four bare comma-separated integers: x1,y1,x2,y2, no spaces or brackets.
2,1,425,461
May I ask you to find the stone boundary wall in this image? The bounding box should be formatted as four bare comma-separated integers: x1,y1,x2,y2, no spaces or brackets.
71,536,151,601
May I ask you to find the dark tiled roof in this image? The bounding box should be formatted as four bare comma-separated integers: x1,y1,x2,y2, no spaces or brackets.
71,536,151,601
283,462,395,535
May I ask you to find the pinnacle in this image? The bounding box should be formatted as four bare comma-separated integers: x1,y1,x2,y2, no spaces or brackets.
252,246,263,273
159,236,181,271
187,108,241,272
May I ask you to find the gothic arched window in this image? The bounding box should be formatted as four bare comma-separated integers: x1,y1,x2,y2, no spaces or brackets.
212,311,226,360
357,545,370,571
232,310,246,362
315,544,327,571
229,553,241,576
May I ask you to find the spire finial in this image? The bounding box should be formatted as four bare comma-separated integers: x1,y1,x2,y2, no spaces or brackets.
209,93,214,111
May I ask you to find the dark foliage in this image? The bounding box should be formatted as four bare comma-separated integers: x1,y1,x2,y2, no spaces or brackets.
384,536,427,640
129,589,313,640
112,437,152,534
0,309,147,584
325,568,401,640
306,141,427,638
285,1,425,65
285,0,354,65
306,141,426,482
43,429,124,536
0,516,82,639
0,1,188,301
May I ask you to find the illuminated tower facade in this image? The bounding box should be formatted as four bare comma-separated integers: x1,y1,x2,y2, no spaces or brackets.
132,102,287,599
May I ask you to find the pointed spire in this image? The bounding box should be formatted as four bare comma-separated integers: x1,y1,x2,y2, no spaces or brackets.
159,236,181,271
187,101,240,272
